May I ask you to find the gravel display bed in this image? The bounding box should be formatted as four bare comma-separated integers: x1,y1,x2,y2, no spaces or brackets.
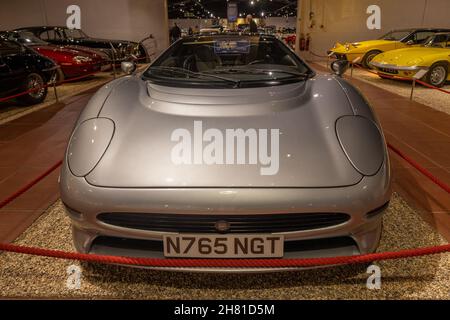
0,193,448,299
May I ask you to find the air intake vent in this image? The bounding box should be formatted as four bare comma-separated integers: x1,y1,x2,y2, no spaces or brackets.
97,212,350,234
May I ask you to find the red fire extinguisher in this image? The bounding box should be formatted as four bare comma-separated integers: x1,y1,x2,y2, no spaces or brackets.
305,33,311,51
299,33,306,51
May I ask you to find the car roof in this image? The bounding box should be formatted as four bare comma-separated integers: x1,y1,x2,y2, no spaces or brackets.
15,26,69,32
390,28,450,32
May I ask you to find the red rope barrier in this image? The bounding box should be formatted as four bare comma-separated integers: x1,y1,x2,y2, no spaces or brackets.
0,242,449,268
0,59,149,104
0,161,62,209
388,143,450,194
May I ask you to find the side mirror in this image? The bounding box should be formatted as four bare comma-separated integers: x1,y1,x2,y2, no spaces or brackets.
330,60,349,77
121,61,136,75
406,40,414,45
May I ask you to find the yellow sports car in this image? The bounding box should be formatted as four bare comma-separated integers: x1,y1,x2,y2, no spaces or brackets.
328,28,450,68
370,32,450,87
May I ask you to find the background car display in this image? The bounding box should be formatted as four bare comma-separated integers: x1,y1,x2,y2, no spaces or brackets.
0,38,57,105
16,26,149,63
1,30,109,80
329,28,450,68
60,35,391,271
370,32,450,87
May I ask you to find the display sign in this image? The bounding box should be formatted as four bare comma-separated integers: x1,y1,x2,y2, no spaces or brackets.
227,2,238,22
214,40,251,54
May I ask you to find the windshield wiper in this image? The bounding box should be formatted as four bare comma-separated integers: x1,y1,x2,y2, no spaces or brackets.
149,66,241,87
211,67,310,79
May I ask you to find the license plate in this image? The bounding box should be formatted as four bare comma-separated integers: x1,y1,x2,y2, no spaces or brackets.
163,234,284,258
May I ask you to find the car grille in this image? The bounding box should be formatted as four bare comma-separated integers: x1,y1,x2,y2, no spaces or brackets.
378,67,399,75
97,212,350,234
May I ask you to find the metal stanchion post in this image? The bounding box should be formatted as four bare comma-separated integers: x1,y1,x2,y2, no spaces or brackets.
410,79,416,101
110,42,117,79
351,57,361,78
350,62,354,78
410,69,429,102
52,69,59,102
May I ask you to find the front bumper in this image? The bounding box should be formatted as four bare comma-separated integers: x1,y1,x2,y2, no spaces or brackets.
370,61,429,78
60,158,391,272
327,50,365,63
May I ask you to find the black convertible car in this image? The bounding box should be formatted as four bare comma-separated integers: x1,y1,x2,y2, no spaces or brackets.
0,37,57,105
16,26,149,63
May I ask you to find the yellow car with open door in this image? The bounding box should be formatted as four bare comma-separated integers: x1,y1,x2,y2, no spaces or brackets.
328,28,450,68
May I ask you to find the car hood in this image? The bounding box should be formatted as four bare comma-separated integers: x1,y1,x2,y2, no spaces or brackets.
85,75,362,188
333,39,397,52
372,47,448,66
62,45,109,60
32,44,104,59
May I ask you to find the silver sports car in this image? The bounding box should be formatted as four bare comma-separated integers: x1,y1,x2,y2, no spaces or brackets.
60,34,391,272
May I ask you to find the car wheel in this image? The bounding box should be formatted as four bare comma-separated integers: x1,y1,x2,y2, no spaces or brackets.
425,63,448,88
362,50,382,69
17,73,48,105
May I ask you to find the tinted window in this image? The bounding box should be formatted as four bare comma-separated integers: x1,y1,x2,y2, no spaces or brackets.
0,40,23,55
4,31,48,45
380,30,412,41
144,36,313,88
40,29,64,41
410,31,437,44
424,34,450,48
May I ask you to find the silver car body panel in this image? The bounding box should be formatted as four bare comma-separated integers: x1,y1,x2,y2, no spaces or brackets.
60,57,391,272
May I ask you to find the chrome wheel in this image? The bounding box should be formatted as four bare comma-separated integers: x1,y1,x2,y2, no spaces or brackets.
429,66,447,86
27,74,45,99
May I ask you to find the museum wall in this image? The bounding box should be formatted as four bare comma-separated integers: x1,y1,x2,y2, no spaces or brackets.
0,0,170,53
169,17,297,30
301,0,450,55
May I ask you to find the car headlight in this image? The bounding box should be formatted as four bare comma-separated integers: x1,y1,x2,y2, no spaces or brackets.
73,55,93,63
68,118,115,177
336,116,385,176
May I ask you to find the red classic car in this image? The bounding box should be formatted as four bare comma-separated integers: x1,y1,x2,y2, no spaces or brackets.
1,30,110,80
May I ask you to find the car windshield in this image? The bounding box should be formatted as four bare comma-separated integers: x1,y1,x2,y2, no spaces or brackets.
2,31,48,45
380,30,412,41
423,34,450,48
63,28,87,39
143,36,313,88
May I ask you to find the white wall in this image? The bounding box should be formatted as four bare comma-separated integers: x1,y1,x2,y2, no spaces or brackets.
265,17,297,30
298,0,450,56
0,0,170,53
